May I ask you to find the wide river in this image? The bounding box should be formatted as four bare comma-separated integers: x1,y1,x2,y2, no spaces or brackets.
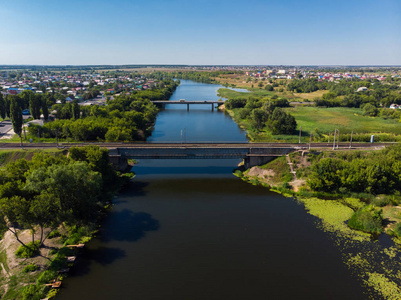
58,80,365,299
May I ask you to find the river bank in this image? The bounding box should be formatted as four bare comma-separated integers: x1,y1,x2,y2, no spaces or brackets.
0,146,133,299
235,147,401,299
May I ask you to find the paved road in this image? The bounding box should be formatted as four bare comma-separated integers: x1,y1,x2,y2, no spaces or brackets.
0,120,13,136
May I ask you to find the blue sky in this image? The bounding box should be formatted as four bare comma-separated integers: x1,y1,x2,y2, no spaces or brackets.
0,0,400,65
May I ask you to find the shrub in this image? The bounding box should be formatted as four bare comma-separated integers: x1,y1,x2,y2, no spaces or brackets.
394,223,401,237
15,241,40,258
23,264,38,273
372,195,389,207
265,85,274,91
21,284,45,300
37,270,57,285
348,205,383,234
48,230,61,239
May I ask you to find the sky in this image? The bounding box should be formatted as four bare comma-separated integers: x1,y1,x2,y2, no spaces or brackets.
0,0,400,65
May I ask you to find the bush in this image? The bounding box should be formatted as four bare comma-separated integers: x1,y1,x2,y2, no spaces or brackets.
23,264,38,273
265,85,274,91
394,222,401,237
37,270,57,285
348,205,383,234
48,230,61,239
21,284,44,300
371,195,389,207
15,241,40,258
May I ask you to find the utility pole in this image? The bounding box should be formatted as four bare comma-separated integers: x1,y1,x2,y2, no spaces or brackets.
337,129,340,149
309,133,312,150
349,130,353,149
299,126,302,144
23,126,27,142
333,129,336,150
328,132,330,145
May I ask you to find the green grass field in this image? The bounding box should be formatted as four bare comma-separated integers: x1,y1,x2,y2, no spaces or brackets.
285,107,401,135
217,88,274,99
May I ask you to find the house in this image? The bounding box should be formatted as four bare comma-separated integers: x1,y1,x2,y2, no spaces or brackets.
357,87,368,92
389,104,400,109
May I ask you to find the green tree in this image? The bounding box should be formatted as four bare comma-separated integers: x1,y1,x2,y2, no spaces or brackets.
25,161,102,224
0,93,6,119
10,96,23,137
251,108,268,130
41,96,49,121
72,100,80,119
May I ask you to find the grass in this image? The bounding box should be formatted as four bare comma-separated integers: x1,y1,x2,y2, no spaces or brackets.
0,149,65,166
286,106,401,135
291,90,329,100
217,88,274,99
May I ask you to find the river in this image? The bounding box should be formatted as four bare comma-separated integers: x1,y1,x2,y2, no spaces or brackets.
57,80,365,299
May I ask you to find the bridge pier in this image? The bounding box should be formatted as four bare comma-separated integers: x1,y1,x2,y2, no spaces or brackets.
109,149,130,172
212,104,214,112
244,156,278,169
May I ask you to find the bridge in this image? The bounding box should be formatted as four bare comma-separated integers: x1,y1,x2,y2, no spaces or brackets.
151,100,222,111
0,142,388,171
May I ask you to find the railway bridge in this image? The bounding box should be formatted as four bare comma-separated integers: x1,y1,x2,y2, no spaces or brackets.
0,142,387,171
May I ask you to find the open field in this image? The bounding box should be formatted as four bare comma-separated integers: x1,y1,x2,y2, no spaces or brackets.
285,107,401,135
217,88,274,99
291,90,329,100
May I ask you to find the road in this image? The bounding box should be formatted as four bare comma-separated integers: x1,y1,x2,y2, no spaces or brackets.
0,120,13,136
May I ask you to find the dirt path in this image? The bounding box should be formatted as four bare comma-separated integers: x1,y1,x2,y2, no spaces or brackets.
286,154,306,192
286,154,297,180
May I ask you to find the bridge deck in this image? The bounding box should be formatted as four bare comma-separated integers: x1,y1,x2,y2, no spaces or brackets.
151,100,221,104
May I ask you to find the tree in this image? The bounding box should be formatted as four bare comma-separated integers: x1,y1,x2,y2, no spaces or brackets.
41,96,49,121
265,85,274,91
10,96,23,137
362,103,378,117
4,96,11,118
25,161,102,224
72,100,80,120
268,108,297,135
251,108,268,130
0,93,6,119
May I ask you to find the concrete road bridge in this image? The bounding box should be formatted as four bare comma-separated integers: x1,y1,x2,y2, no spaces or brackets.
151,100,222,111
0,142,389,171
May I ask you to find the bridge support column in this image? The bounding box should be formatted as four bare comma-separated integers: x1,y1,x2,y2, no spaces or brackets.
212,104,214,112
244,156,277,169
109,149,130,172
187,104,189,111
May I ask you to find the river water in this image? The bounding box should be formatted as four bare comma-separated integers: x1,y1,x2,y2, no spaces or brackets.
57,80,365,299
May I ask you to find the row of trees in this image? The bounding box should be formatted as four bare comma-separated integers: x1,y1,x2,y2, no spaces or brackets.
225,97,296,135
307,145,401,195
0,92,50,140
27,79,179,142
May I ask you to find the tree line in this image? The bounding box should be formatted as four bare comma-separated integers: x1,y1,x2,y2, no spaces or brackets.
225,96,296,135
